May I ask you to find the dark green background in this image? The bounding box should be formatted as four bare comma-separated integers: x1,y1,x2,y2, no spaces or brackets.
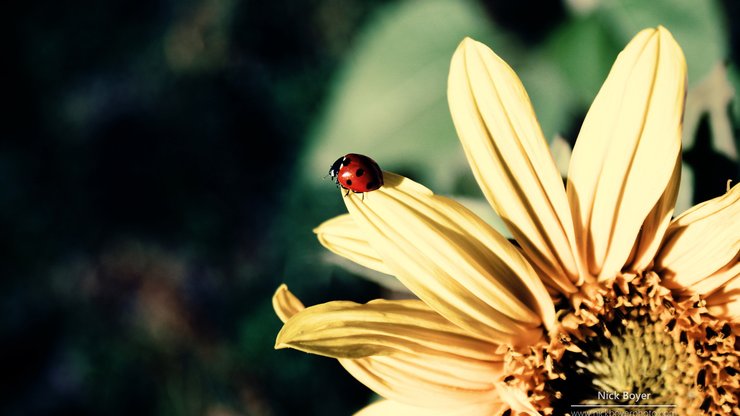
3,1,738,415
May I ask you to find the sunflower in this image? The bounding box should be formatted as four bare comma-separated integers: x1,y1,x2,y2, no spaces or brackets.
273,26,739,415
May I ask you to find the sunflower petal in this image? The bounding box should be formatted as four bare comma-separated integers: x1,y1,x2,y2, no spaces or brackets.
315,214,393,275
448,37,580,293
275,287,503,407
272,284,305,323
654,183,740,291
626,155,681,271
567,27,687,280
343,172,555,346
690,260,739,298
705,273,740,321
275,297,501,360
340,351,501,408
354,399,508,416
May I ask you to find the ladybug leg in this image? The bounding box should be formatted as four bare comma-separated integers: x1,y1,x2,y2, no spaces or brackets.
344,188,350,197
361,192,365,201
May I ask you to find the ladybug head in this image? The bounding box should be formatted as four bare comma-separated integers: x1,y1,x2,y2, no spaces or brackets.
328,156,345,181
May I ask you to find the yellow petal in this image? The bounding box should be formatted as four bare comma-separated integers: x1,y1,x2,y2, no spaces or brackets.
272,284,305,323
690,260,739,298
354,399,508,416
626,155,681,271
340,351,501,408
654,183,740,291
274,287,503,408
705,273,740,320
448,37,580,293
314,214,393,275
566,27,687,281
275,297,501,360
343,172,555,346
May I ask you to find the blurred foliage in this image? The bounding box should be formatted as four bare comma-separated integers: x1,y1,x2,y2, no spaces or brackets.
305,0,732,199
2,0,738,415
304,0,500,192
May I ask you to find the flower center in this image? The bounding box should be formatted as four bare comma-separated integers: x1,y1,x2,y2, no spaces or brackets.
550,316,698,413
503,272,739,416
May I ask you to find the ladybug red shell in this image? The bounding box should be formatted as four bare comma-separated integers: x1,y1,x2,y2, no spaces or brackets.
328,153,384,195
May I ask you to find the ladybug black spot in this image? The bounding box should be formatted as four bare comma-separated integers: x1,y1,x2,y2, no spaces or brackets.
346,179,352,186
355,168,365,177
366,180,377,190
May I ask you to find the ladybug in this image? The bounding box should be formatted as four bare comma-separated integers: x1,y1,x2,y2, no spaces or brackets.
328,153,384,196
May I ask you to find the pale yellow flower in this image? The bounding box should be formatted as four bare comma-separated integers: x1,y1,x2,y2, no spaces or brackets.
273,26,739,415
